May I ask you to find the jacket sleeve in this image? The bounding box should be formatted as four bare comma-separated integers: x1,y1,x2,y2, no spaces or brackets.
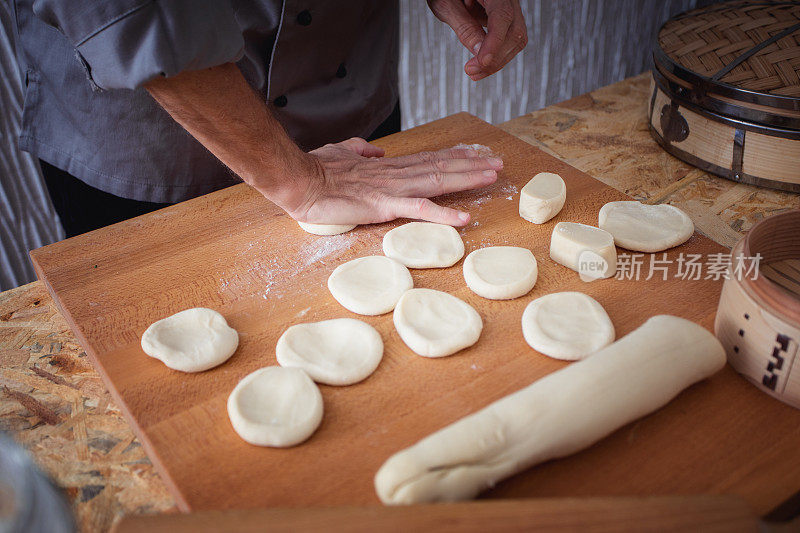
32,0,245,90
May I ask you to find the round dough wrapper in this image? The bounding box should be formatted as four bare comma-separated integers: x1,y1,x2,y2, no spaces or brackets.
463,246,538,300
227,366,323,447
598,201,693,252
328,255,413,315
521,292,614,361
298,221,356,236
393,288,482,357
276,318,383,386
141,308,238,372
383,222,465,268
519,172,566,224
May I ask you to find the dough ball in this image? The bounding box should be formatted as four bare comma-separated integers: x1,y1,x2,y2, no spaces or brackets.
463,246,538,300
328,255,413,315
227,366,323,447
598,201,694,252
297,222,357,236
521,291,614,361
393,288,483,358
519,172,566,224
550,222,617,280
141,308,238,372
383,222,465,268
276,319,383,386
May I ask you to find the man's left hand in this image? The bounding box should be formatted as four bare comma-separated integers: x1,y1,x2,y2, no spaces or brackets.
427,0,528,81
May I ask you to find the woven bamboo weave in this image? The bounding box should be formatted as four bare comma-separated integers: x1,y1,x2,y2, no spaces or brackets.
659,1,800,96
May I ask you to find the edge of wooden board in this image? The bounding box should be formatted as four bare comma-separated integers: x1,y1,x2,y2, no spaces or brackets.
30,224,196,511
111,495,759,533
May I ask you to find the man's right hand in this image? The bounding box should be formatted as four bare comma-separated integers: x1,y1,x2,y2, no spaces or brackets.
146,63,501,227
281,138,502,227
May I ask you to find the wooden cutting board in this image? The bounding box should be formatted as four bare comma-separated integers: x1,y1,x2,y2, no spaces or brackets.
30,113,800,514
112,496,757,532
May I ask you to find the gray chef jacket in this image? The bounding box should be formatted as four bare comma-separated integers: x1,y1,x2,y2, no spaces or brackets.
10,1,399,203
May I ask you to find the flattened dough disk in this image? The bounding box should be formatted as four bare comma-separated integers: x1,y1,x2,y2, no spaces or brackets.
328,256,413,315
598,201,694,252
521,292,615,360
141,308,238,372
227,366,323,447
374,315,726,505
383,222,465,268
393,288,482,357
463,246,538,300
519,172,566,224
298,222,356,235
276,318,383,386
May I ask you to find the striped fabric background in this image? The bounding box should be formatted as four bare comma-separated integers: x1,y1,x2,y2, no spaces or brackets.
1,1,63,290
0,0,707,290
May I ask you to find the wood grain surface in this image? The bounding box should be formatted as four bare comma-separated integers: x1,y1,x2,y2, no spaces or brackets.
26,113,800,513
113,496,758,533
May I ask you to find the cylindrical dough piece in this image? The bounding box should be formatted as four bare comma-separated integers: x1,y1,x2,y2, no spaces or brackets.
374,315,725,505
521,292,614,360
463,247,538,300
328,256,413,315
141,308,238,372
383,222,465,268
276,318,383,386
550,222,617,279
227,366,323,447
519,172,566,224
393,288,482,357
598,201,694,252
298,222,357,235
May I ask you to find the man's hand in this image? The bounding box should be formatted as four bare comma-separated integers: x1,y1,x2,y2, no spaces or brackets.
427,0,528,81
145,63,501,227
288,138,502,227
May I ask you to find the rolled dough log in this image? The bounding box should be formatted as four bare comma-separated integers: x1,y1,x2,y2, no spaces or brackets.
141,308,238,372
276,318,383,386
383,222,465,268
393,288,482,357
328,256,413,315
519,172,566,224
463,246,538,300
227,366,323,447
374,315,725,504
521,292,614,360
550,222,617,279
598,201,694,252
298,222,357,235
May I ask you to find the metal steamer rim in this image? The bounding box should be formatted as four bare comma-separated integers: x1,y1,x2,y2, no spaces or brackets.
715,210,800,409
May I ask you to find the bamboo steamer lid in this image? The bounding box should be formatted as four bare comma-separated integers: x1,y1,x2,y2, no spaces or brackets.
650,1,800,193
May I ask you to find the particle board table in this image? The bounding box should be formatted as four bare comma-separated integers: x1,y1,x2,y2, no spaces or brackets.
1,72,798,532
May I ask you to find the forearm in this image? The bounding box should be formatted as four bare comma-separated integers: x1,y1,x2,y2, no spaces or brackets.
145,63,501,227
144,63,316,212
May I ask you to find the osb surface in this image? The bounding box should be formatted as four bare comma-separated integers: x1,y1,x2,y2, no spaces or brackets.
0,282,174,531
500,73,800,247
1,73,797,531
